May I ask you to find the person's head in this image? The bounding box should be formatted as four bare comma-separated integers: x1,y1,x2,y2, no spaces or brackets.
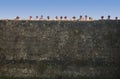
41,15,43,18
64,16,67,19
56,16,58,19
60,16,63,19
29,16,32,20
115,17,118,20
16,16,19,20
89,17,91,20
108,15,110,20
36,16,38,18
101,16,104,20
80,16,82,18
47,16,50,20
73,16,76,19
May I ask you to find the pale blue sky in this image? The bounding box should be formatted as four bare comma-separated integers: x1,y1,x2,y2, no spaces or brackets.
0,0,120,19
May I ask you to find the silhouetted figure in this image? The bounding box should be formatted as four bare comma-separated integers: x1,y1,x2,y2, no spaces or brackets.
55,16,58,20
64,16,67,20
47,16,50,20
101,16,104,20
29,16,32,20
60,16,63,20
108,15,110,20
85,15,87,21
72,16,76,20
80,15,82,21
115,17,118,21
16,16,20,20
40,15,44,20
36,16,39,20
89,17,91,21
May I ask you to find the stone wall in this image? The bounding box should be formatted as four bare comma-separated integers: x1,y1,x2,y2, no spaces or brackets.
0,20,120,79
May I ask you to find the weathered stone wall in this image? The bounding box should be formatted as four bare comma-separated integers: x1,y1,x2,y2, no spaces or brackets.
0,20,120,79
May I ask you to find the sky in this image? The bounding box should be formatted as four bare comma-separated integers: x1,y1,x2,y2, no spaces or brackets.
0,0,120,20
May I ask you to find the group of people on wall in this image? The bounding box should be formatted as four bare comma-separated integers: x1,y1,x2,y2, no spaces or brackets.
14,15,118,21
15,15,94,21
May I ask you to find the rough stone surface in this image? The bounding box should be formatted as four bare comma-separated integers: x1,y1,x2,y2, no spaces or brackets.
0,20,120,79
